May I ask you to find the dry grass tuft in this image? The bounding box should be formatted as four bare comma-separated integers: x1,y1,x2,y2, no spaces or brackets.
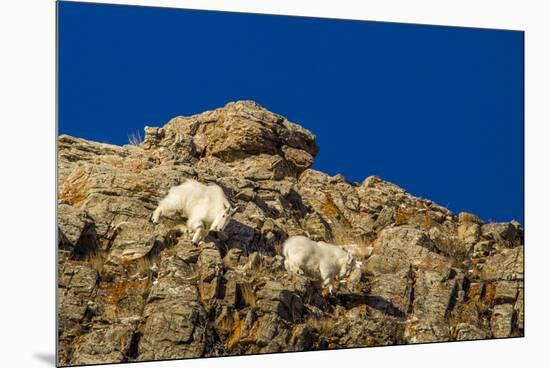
237,282,256,307
321,193,352,228
128,131,143,146
59,167,90,205
307,317,336,336
86,249,107,277
330,231,374,260
272,240,284,256
226,318,243,351
133,254,160,276
102,279,148,305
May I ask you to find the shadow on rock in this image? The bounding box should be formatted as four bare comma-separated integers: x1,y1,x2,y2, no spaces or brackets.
336,293,405,317
216,219,287,257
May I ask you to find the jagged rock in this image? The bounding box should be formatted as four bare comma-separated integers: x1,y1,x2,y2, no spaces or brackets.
255,314,290,352
256,280,305,322
454,323,488,341
471,240,495,258
175,238,200,264
404,268,460,343
107,221,158,264
289,324,316,351
365,269,410,317
196,244,224,310
140,301,207,360
373,206,395,229
481,222,523,247
458,211,483,225
70,321,138,365
58,204,99,256
157,101,318,172
491,304,515,338
494,281,520,304
141,125,198,163
223,248,245,269
58,262,98,322
58,261,100,364
369,226,450,274
481,247,524,281
514,287,524,332
139,240,207,360
57,101,523,365
457,221,481,248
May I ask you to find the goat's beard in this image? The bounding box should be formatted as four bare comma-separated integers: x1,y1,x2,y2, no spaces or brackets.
339,264,351,279
211,213,228,232
341,255,355,277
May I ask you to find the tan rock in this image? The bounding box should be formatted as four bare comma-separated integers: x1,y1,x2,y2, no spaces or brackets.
57,101,523,364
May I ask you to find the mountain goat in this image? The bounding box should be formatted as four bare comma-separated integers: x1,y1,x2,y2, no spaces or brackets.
151,179,237,245
283,235,361,294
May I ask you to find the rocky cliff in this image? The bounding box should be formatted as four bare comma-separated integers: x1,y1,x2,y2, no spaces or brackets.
57,101,524,366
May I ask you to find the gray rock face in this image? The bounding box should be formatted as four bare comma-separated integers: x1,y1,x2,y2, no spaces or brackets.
57,101,524,365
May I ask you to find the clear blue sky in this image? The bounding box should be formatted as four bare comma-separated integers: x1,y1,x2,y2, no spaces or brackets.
58,1,524,224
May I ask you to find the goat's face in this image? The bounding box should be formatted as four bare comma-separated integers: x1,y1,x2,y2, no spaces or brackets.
211,206,238,232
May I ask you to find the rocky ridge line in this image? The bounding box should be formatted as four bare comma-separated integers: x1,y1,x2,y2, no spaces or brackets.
58,100,524,365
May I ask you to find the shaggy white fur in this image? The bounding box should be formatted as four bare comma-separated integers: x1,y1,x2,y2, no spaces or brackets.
283,235,360,295
151,179,236,244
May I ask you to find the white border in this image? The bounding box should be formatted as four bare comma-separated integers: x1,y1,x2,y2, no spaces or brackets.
1,1,548,368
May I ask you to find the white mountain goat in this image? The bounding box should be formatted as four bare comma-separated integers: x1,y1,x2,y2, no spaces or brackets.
282,235,362,294
151,179,237,245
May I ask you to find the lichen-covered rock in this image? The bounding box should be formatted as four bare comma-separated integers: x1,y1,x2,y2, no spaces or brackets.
70,321,138,365
58,261,100,364
57,101,524,365
58,204,99,257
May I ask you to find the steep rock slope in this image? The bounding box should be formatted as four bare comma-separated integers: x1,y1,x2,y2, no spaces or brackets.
57,101,524,366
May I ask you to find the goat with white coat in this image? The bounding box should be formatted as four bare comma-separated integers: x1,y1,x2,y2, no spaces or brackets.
151,179,237,245
283,235,362,294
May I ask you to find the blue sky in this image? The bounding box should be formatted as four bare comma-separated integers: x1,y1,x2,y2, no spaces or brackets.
58,1,524,224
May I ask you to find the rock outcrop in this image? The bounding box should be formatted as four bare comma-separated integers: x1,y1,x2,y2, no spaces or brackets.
57,101,524,366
